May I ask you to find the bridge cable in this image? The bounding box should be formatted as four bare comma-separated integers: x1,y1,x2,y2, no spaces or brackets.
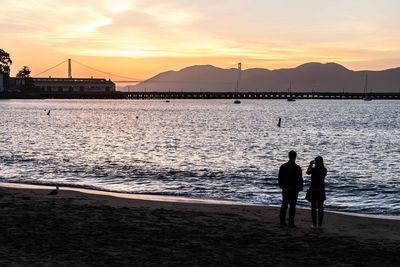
71,59,143,81
33,60,68,77
224,63,239,69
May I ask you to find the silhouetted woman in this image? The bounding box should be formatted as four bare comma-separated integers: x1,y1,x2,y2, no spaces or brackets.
306,156,327,229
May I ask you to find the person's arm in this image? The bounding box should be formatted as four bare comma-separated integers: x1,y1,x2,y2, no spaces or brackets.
278,165,284,189
306,160,314,175
298,166,303,192
323,168,327,178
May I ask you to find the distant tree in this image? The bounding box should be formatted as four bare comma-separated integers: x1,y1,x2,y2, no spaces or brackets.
0,49,12,91
0,49,12,75
16,66,31,78
16,65,35,92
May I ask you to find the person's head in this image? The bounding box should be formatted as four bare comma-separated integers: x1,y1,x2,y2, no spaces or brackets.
288,151,297,161
315,156,324,168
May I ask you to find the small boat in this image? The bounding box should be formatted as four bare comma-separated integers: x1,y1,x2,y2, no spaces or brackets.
363,74,372,101
287,81,296,101
234,62,241,104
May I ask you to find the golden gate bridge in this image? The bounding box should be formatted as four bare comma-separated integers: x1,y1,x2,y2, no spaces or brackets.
32,59,241,84
33,58,144,83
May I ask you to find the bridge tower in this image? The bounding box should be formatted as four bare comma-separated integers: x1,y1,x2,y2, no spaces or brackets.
236,62,242,93
68,58,72,78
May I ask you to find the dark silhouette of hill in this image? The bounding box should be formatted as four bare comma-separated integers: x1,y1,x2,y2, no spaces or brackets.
128,62,400,92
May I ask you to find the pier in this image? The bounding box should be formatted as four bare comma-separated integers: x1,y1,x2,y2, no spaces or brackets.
1,91,400,100
120,91,400,100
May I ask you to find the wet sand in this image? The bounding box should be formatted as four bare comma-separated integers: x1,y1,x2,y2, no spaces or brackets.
0,184,399,266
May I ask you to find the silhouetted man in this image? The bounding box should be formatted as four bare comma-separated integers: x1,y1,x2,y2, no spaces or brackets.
279,151,303,226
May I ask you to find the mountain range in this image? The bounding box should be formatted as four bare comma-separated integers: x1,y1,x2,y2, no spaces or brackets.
125,62,400,93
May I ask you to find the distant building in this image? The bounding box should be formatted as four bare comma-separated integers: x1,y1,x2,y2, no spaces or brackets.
7,77,29,92
7,77,115,93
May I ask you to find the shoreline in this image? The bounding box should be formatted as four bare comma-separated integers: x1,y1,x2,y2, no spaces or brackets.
0,182,251,206
1,181,399,221
1,182,399,265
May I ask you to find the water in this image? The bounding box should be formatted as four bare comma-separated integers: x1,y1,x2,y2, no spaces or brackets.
0,99,399,215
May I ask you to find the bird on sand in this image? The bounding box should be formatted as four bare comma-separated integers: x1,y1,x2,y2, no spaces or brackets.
47,110,51,116
48,186,60,195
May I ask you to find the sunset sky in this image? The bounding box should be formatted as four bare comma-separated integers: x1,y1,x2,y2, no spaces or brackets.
1,0,400,80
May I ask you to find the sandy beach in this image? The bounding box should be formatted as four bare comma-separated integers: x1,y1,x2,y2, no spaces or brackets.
0,184,399,266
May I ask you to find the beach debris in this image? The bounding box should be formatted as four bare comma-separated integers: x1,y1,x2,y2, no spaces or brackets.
48,186,60,195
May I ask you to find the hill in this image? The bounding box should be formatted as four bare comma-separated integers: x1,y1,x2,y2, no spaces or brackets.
126,62,400,92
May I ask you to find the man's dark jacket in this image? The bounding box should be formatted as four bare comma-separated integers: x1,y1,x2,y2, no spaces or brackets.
278,161,303,192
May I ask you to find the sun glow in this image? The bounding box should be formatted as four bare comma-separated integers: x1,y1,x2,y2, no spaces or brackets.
159,11,192,24
74,19,113,33
104,0,132,13
77,49,176,57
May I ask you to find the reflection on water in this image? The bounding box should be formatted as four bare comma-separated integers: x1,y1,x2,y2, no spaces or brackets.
0,99,399,215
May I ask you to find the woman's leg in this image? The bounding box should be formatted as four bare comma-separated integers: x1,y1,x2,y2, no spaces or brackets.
318,200,324,226
311,200,317,226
